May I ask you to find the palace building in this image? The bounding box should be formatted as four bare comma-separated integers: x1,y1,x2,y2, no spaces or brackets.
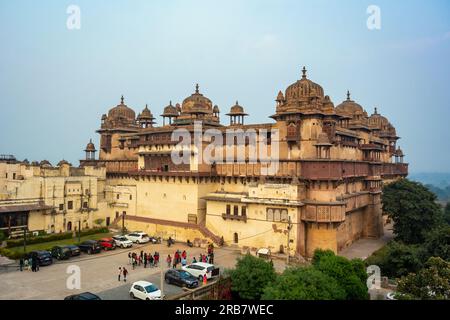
77,67,408,258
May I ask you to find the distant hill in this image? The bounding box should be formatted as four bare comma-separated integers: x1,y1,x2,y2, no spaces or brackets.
409,172,450,203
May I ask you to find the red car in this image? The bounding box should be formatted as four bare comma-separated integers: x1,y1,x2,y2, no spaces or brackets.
98,238,117,251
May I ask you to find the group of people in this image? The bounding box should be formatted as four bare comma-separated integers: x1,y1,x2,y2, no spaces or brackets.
165,243,215,269
19,256,39,272
118,266,129,282
128,250,160,269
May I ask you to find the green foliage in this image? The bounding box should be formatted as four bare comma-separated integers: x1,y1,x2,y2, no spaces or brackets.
444,202,450,225
228,254,276,300
262,267,346,300
5,227,109,248
382,179,443,244
365,241,424,278
397,257,450,300
423,225,450,261
312,249,369,300
94,218,105,226
0,248,26,260
0,230,6,242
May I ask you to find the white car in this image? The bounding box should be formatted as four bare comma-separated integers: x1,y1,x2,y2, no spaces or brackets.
125,232,150,244
129,281,162,300
112,235,133,248
182,262,220,281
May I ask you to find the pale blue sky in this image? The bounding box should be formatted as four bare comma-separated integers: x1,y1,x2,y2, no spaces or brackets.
0,0,449,173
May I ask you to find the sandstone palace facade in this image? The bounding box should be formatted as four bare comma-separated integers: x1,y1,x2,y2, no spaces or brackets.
1,67,408,259
79,67,408,258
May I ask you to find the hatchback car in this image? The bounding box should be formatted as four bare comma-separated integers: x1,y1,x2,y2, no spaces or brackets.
64,292,101,300
182,262,220,281
78,240,102,254
129,281,162,300
112,235,133,248
51,246,71,260
65,245,81,257
29,251,53,266
98,238,117,251
125,232,150,244
165,269,199,288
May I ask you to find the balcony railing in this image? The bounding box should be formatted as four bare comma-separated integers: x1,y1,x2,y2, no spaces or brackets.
222,213,247,222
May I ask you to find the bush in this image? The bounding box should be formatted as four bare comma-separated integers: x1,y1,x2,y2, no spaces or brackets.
0,248,26,260
262,267,346,300
0,230,6,242
5,227,109,248
312,249,369,300
365,241,424,279
228,254,277,300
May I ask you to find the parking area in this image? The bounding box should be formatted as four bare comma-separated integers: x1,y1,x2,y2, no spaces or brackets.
0,241,241,300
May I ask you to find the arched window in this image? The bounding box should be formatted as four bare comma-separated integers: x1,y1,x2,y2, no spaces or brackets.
274,209,281,222
234,232,239,244
281,210,288,222
267,209,274,221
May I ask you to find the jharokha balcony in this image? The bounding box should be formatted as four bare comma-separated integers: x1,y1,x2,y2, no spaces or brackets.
222,213,248,222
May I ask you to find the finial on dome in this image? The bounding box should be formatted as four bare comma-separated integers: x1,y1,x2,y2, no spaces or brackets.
121,95,124,104
236,100,239,105
374,107,378,114
302,66,307,79
195,83,199,94
169,100,172,106
346,90,351,101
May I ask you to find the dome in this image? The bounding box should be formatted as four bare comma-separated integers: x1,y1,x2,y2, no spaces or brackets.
39,160,52,167
213,105,220,113
161,101,179,117
284,67,325,102
276,90,285,102
85,139,96,152
181,84,213,114
396,147,404,157
335,91,365,116
369,107,389,129
107,95,136,121
139,104,155,120
57,159,72,167
227,101,248,116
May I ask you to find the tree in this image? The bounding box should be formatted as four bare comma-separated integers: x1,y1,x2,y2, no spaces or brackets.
382,179,443,244
365,241,424,278
397,257,450,300
423,225,450,261
312,250,369,300
228,254,276,300
444,202,450,225
262,267,346,300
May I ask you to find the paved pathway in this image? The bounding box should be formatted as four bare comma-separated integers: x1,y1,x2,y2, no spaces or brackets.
339,224,394,260
0,242,240,300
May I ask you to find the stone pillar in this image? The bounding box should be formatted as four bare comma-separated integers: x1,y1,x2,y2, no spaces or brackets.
363,193,384,238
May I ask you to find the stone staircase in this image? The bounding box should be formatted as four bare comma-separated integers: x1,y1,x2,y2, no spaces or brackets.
110,214,222,245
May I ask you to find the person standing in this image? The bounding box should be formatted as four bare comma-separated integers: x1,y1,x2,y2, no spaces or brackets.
181,257,187,267
143,253,148,268
182,250,187,260
118,267,122,281
192,257,197,264
209,252,214,264
203,274,207,286
140,250,143,262
149,254,154,267
123,267,128,282
154,252,159,267
166,254,172,268
28,257,32,271
128,252,132,265
19,258,24,272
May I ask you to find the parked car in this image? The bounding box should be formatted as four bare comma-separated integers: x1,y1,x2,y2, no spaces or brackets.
78,240,102,254
98,238,117,251
29,251,53,266
129,281,162,300
165,269,199,288
125,232,150,244
64,292,101,300
51,246,71,260
182,262,220,281
65,245,81,257
112,235,133,248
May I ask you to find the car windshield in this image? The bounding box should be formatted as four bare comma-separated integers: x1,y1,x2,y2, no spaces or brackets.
207,266,215,272
179,271,192,279
144,284,159,293
141,234,149,238
117,237,127,241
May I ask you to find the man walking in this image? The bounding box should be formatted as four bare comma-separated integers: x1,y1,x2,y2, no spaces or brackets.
118,267,122,282
123,267,128,282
